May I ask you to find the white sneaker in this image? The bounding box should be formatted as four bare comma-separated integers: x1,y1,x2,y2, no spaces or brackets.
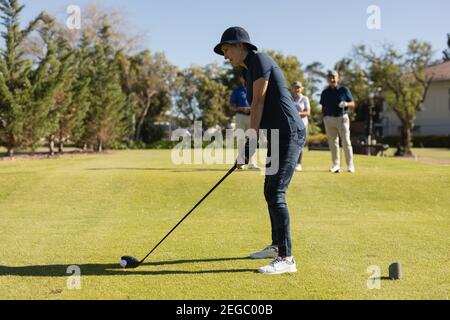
330,165,341,173
248,164,260,171
348,165,355,173
295,164,302,172
237,164,245,170
249,245,278,259
258,257,297,275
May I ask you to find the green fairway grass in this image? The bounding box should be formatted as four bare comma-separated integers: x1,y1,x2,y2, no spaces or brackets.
387,148,450,160
0,149,449,299
408,148,450,160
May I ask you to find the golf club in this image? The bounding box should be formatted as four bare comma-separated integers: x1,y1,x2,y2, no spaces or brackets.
120,162,238,269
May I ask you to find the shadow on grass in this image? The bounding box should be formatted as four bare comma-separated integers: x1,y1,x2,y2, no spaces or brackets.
87,167,232,173
0,257,257,277
87,167,332,173
375,277,396,281
0,150,99,159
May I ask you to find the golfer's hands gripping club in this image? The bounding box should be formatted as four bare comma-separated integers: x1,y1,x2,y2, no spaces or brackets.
339,101,348,109
237,137,258,166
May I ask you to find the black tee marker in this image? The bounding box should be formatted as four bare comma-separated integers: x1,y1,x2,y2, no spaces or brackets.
389,262,402,280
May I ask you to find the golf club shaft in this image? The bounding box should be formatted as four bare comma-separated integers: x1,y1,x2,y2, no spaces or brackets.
139,163,238,264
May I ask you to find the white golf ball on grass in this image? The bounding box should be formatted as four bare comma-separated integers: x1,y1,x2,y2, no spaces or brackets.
119,259,127,268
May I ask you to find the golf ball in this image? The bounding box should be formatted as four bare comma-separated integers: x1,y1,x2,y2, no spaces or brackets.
119,259,127,268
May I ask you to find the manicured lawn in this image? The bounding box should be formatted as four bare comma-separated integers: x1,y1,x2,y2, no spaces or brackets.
0,149,448,299
386,148,450,160
409,148,450,160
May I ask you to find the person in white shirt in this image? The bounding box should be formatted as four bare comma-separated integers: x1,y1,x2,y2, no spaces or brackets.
291,81,310,172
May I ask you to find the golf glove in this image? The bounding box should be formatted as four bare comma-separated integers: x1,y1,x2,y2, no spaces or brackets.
339,101,348,109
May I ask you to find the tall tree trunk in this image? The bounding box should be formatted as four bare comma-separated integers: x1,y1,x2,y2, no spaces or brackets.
397,122,413,157
98,140,103,153
7,134,14,157
7,147,14,158
58,129,64,154
134,100,151,142
58,141,64,154
48,135,55,156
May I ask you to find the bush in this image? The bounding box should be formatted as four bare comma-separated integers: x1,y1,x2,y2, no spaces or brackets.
147,140,179,149
382,135,450,148
126,140,148,150
142,123,166,145
307,133,328,145
109,141,129,150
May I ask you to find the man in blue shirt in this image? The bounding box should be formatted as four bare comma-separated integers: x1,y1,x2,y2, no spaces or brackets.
230,74,259,170
320,70,356,173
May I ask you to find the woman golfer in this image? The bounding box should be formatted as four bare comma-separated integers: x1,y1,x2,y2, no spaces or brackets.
214,27,306,274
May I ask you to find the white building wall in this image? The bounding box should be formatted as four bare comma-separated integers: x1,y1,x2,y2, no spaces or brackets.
382,80,450,136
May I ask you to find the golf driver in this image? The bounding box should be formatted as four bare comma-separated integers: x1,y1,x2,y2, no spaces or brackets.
120,162,238,269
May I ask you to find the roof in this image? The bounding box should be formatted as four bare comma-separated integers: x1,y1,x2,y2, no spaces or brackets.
425,61,450,81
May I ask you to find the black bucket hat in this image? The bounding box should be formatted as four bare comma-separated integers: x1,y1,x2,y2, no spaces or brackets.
214,26,258,56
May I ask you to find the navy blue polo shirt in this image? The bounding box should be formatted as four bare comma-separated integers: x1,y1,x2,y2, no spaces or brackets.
320,85,353,117
230,86,250,108
243,51,304,136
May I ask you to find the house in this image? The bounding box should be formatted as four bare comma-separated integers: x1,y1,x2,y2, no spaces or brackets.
382,61,450,136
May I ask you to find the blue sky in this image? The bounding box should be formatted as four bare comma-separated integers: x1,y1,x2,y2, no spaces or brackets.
20,0,450,70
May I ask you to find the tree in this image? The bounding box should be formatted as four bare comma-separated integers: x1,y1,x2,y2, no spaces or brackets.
81,25,127,152
117,50,176,142
0,0,64,156
198,64,229,128
60,6,142,150
29,22,75,155
173,64,229,129
54,34,91,154
305,61,327,96
214,62,242,126
265,50,305,87
355,40,434,156
443,33,450,61
59,3,141,55
304,61,327,134
173,66,204,123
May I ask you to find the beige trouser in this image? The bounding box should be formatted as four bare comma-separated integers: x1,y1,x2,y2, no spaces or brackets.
323,114,354,168
235,113,256,166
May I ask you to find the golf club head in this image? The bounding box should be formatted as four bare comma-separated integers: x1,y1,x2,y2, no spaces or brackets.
120,256,140,269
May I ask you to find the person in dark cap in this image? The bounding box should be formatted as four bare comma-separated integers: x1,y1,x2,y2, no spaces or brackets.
320,70,355,173
214,26,306,275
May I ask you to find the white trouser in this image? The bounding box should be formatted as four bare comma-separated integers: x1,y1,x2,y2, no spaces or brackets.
323,114,354,168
